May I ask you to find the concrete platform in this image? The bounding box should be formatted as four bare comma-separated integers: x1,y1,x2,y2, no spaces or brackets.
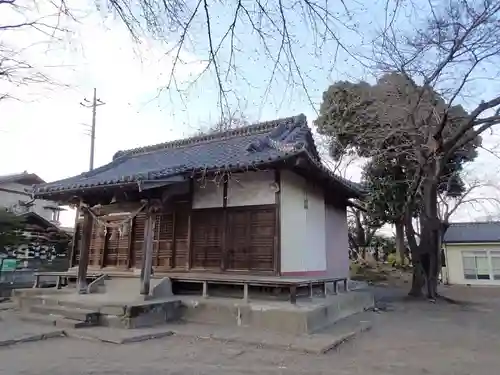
63,312,372,354
179,290,374,334
12,277,374,334
13,288,183,329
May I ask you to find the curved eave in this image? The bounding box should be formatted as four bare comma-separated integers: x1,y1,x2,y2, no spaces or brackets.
296,150,364,199
32,151,306,201
33,149,363,201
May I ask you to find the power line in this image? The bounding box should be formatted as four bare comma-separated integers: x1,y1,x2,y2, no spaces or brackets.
80,88,105,171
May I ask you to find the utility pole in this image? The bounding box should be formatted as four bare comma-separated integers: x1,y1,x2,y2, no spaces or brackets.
74,88,105,290
80,88,105,171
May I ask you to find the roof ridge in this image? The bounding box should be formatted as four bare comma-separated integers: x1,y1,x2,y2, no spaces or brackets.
113,114,307,161
0,171,29,178
0,171,45,185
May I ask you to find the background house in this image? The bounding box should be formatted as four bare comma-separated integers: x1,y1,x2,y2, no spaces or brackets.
0,210,71,289
443,222,500,286
0,172,65,225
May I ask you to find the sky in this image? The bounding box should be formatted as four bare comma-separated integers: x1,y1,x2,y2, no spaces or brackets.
1,0,500,229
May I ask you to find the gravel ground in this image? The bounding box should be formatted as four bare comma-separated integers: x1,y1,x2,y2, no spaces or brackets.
0,286,499,375
0,311,64,346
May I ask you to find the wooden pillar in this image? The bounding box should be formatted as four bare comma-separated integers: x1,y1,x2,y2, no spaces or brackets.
100,230,109,269
77,208,93,294
274,169,281,276
171,210,177,268
68,208,80,269
140,212,155,295
126,217,135,269
186,178,194,270
243,283,249,302
289,285,297,304
221,176,228,271
202,281,208,298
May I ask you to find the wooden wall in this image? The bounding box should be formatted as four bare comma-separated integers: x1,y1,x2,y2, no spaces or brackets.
191,205,276,272
72,171,280,274
72,201,278,274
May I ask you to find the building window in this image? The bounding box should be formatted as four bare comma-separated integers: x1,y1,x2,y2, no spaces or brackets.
462,251,490,280
491,251,500,280
462,250,500,281
50,209,60,223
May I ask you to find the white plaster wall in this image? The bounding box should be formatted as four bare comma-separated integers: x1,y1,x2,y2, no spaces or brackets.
192,181,223,209
279,171,307,273
325,204,349,278
227,171,275,207
0,182,59,222
305,183,327,272
279,170,327,274
445,244,500,286
192,171,276,209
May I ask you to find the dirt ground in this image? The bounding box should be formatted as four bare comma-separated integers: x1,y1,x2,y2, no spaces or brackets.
0,285,499,375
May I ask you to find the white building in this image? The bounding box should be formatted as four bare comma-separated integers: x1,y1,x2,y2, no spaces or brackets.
0,171,64,226
442,222,500,286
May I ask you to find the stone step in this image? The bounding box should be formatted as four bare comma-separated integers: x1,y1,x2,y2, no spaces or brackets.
17,312,96,329
30,305,100,324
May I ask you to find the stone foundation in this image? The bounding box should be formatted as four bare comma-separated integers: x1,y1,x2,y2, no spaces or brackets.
180,290,374,334
100,299,182,329
12,277,374,334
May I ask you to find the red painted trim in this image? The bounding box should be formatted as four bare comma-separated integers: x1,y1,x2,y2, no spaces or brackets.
281,270,327,277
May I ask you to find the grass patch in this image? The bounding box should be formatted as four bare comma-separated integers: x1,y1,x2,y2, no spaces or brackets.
350,262,388,282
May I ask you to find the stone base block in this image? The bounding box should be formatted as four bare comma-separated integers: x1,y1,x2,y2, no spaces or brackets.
100,299,182,329
181,290,374,335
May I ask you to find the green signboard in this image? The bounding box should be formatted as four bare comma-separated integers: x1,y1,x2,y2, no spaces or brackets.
1,259,18,271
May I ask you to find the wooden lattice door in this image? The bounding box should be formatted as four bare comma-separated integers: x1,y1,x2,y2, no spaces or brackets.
225,206,276,272
153,213,174,270
104,215,131,268
191,209,224,269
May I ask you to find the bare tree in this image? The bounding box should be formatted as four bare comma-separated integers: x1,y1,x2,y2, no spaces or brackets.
439,173,500,225
316,0,500,299
347,204,383,262
103,0,377,117
315,134,363,178
376,0,500,299
195,109,250,135
0,0,71,102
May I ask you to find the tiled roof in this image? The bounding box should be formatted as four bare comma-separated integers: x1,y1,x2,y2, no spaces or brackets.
444,222,500,243
0,171,45,185
33,114,363,197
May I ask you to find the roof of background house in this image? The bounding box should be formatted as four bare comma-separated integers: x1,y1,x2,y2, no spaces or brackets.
59,226,75,234
19,212,72,238
33,114,363,198
19,211,55,229
0,171,45,186
443,222,500,243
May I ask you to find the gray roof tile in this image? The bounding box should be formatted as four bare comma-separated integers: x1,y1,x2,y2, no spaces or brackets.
33,114,362,197
0,172,44,185
444,222,500,243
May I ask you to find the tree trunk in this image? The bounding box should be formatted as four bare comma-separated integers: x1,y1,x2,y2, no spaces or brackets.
409,257,426,297
395,219,405,265
411,179,440,300
425,183,440,300
404,210,424,297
